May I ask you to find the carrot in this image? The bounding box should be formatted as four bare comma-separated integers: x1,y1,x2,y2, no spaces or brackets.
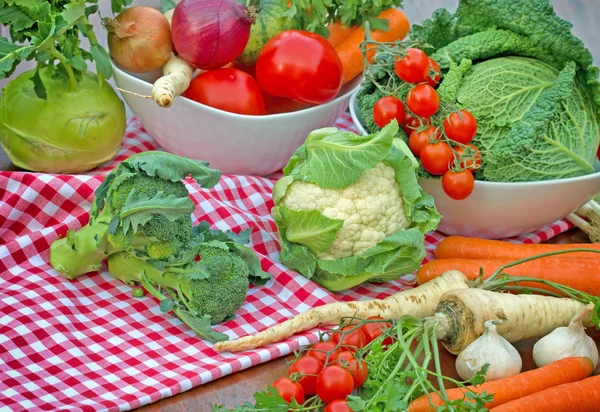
435,236,600,260
490,373,600,412
335,8,410,85
416,257,600,296
327,22,357,47
407,357,594,412
434,288,593,354
213,270,470,352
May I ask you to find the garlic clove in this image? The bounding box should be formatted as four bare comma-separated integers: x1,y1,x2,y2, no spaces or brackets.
455,319,522,382
533,303,599,369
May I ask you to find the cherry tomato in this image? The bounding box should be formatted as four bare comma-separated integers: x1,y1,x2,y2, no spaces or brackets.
184,68,266,115
427,58,441,88
409,127,440,157
443,110,478,144
331,351,369,388
597,145,600,161
361,316,393,346
401,113,431,135
454,144,482,172
331,325,367,351
373,96,406,128
394,48,430,84
442,170,475,200
316,365,354,403
406,84,439,117
306,341,342,364
420,142,454,175
273,377,305,404
288,356,323,395
325,400,353,412
256,30,343,104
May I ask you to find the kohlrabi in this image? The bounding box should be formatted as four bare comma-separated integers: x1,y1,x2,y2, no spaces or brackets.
0,1,126,173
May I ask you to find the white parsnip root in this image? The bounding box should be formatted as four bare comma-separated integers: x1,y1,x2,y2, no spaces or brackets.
151,54,195,108
567,200,600,242
214,270,471,352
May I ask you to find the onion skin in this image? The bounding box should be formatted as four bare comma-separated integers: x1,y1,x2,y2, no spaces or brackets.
106,6,173,73
171,0,253,70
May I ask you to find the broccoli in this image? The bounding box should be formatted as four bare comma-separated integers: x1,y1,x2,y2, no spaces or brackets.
50,151,222,279
107,235,272,342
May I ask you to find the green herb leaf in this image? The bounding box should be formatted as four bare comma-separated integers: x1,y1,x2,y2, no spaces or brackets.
160,0,176,13
111,0,134,14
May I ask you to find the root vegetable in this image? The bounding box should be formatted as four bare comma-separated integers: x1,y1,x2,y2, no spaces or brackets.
104,6,172,73
434,288,593,354
151,54,195,108
490,374,600,412
567,200,600,243
213,270,470,352
407,357,594,411
416,257,600,296
435,236,600,260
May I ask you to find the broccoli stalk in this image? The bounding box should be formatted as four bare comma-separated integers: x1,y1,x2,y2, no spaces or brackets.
49,151,222,278
107,241,270,343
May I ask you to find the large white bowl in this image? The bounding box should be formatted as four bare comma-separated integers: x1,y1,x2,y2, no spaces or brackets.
113,64,362,176
349,92,600,239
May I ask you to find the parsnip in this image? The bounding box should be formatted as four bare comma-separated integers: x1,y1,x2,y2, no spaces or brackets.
151,54,195,108
214,270,470,352
434,288,593,354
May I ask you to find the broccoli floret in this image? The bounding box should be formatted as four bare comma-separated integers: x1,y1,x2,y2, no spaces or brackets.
50,151,221,279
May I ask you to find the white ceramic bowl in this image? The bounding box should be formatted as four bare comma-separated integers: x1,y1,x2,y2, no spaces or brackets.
113,63,362,176
349,92,600,239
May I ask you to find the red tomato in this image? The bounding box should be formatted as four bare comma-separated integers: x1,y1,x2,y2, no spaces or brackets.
454,144,482,172
409,127,440,157
401,113,431,135
394,48,430,84
325,400,353,412
361,316,393,346
331,325,367,351
256,30,343,105
306,341,342,364
420,142,454,175
442,170,475,200
427,59,441,88
597,145,600,161
288,356,323,395
373,96,406,128
331,351,369,388
184,68,266,115
316,365,354,403
443,110,478,144
406,84,439,117
273,377,305,404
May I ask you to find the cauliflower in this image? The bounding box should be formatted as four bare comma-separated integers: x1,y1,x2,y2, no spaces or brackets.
283,163,411,260
272,121,440,291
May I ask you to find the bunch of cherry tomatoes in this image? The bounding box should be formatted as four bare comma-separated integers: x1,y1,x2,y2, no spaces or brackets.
371,48,482,200
268,317,392,411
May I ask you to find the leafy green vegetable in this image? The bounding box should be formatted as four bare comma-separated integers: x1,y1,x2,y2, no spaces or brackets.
273,122,440,291
284,0,404,38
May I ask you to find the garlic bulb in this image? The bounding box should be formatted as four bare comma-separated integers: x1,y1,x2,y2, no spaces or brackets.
533,303,599,369
455,319,522,382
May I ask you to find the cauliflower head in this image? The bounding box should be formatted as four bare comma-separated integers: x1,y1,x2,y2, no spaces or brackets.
282,163,411,260
272,121,441,291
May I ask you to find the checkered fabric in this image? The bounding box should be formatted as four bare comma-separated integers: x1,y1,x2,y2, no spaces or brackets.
0,113,573,412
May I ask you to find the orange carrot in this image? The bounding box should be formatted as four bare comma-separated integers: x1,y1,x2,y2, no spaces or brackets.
407,357,594,412
416,257,600,296
327,22,357,47
335,8,410,85
435,236,600,260
490,373,600,412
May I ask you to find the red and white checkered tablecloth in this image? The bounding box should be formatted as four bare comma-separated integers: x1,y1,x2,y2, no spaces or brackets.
0,113,573,412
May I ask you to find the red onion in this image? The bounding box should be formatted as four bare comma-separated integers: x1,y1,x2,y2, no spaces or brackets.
171,0,256,70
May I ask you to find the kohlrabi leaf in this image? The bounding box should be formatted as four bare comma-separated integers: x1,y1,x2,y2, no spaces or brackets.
0,37,35,77
485,62,598,181
119,191,195,234
277,206,343,254
123,152,222,188
295,122,397,188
